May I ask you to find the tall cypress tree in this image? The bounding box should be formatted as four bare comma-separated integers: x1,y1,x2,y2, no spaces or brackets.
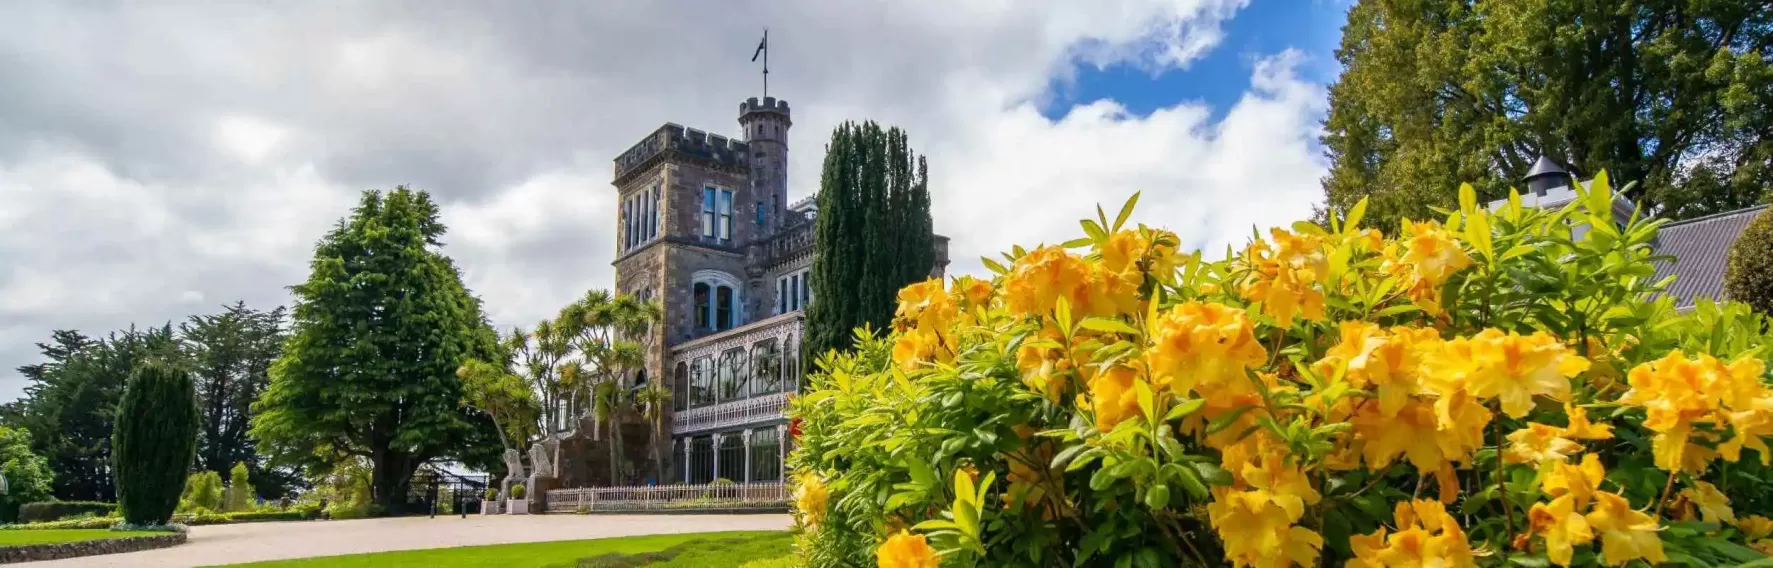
113,361,199,526
805,122,935,363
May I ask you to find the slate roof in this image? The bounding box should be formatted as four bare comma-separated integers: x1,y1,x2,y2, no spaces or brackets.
1650,205,1767,311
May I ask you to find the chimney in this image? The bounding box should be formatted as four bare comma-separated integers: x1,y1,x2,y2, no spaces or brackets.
1522,155,1572,197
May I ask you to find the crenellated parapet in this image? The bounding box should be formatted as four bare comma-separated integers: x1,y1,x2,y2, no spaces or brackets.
613,123,753,185
739,96,791,121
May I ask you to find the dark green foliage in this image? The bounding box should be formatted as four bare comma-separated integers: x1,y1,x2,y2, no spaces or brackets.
250,187,503,515
3,328,178,502
805,122,935,362
112,362,199,526
184,303,295,500
1726,207,1773,316
16,501,114,523
1321,0,1773,231
0,426,55,523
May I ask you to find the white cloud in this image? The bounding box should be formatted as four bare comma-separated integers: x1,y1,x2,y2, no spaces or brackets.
0,0,1330,399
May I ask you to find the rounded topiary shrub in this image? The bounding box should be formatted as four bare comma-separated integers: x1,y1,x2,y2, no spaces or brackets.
1726,206,1773,316
510,484,526,499
112,362,199,526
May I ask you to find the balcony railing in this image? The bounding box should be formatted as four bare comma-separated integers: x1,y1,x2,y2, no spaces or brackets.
674,391,791,434
545,481,787,513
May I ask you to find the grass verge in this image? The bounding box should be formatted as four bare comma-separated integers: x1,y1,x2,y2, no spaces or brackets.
213,531,791,568
0,529,163,546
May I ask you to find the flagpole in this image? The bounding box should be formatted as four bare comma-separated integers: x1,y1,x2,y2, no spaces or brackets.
762,28,769,99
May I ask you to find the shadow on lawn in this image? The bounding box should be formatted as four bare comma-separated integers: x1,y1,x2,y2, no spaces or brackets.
564,532,791,568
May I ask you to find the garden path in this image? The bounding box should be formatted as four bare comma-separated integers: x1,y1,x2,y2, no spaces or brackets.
20,514,791,567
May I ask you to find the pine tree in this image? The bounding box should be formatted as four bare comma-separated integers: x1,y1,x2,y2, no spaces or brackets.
113,361,199,526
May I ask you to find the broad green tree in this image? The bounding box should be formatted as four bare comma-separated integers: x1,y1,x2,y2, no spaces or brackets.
3,326,178,501
806,121,935,361
457,358,538,458
182,302,293,498
1321,0,1773,231
0,426,55,522
251,187,503,514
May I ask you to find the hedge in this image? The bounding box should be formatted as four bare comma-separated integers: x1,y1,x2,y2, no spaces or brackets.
17,502,116,523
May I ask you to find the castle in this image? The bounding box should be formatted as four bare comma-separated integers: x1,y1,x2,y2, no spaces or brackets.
602,94,949,487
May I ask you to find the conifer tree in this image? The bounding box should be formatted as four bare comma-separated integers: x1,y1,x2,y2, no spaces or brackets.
113,361,199,526
806,122,935,362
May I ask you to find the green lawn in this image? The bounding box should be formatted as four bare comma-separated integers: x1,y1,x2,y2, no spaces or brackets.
214,531,792,568
0,529,165,546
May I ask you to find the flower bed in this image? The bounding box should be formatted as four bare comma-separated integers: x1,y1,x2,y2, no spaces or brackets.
789,179,1773,566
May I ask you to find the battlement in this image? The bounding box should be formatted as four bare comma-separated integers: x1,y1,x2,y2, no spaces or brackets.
613,123,753,181
739,97,791,119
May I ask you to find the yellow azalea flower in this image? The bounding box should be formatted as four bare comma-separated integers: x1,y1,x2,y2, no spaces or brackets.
795,472,830,528
891,327,948,372
1145,301,1267,396
1398,219,1473,286
1352,399,1482,477
1206,488,1323,568
1319,322,1440,418
1349,499,1478,568
1542,453,1606,509
1618,351,1773,471
1529,494,1595,567
1680,480,1735,525
1237,228,1330,327
894,279,958,330
951,275,993,309
1003,245,1099,318
1562,403,1614,440
1425,328,1590,419
1755,540,1773,556
1088,363,1145,433
876,530,939,568
1584,491,1667,566
1504,423,1583,465
1738,515,1773,540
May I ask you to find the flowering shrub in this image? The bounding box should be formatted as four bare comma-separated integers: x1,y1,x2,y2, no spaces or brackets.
787,175,1773,567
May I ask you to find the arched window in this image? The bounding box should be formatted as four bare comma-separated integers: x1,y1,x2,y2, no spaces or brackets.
673,362,689,412
693,283,711,330
715,286,733,330
691,357,713,407
718,348,746,402
691,271,743,332
784,333,799,392
751,338,779,396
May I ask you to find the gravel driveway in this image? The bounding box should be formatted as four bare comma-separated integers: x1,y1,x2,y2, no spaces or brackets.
21,514,792,567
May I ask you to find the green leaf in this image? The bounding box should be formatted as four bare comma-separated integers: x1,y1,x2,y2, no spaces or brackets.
1114,192,1141,232
1205,405,1258,434
981,257,1009,274
1144,483,1170,509
1459,182,1477,213
1060,237,1094,249
1586,170,1612,215
1173,464,1208,499
1054,296,1073,336
1165,398,1207,421
1079,317,1141,336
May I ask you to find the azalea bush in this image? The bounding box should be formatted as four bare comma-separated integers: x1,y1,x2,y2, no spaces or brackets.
787,174,1773,567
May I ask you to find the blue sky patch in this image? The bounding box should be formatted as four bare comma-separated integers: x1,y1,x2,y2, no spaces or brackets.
1040,0,1349,122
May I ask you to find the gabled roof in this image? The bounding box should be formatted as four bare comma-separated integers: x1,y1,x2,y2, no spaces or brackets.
1650,205,1768,310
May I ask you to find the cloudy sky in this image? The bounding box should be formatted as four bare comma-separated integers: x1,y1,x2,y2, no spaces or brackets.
0,0,1348,399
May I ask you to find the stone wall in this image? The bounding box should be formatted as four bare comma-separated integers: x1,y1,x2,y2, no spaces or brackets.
0,531,186,563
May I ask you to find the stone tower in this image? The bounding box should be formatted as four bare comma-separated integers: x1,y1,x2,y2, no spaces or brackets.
739,97,791,236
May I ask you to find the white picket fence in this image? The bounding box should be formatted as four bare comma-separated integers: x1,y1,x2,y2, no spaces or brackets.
546,481,787,513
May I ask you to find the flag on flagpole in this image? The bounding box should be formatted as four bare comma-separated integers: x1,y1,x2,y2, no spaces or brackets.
752,31,767,62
